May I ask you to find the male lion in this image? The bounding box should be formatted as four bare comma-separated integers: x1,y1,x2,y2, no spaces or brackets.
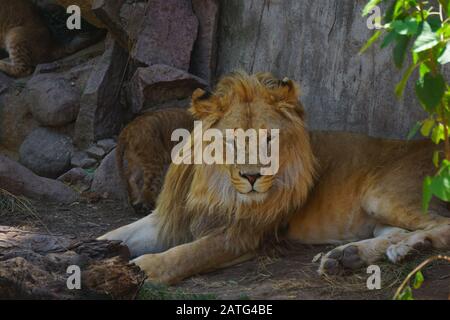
100,71,450,284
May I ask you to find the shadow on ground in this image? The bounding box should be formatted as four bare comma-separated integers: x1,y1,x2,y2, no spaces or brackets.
1,200,448,300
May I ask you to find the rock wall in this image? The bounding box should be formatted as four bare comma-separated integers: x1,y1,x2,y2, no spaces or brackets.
0,0,218,203
216,0,426,139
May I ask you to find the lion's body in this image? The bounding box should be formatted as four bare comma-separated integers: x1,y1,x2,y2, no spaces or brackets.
101,72,450,284
288,132,439,243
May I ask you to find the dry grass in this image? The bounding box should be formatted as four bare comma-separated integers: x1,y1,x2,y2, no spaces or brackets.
0,188,36,217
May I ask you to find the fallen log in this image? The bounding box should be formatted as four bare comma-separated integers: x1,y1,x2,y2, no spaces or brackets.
0,226,145,299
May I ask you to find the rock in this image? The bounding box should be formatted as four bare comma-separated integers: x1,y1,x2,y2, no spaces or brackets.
92,0,128,49
0,72,13,94
81,158,98,169
131,0,199,71
71,151,89,167
0,54,100,154
130,64,208,113
0,87,39,154
86,145,106,159
74,36,128,149
57,167,93,192
0,155,77,203
217,0,428,139
71,151,98,169
27,74,81,126
97,138,117,153
190,0,220,83
19,128,74,179
91,149,127,201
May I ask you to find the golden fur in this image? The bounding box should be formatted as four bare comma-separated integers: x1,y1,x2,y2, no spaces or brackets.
117,108,193,211
101,71,450,284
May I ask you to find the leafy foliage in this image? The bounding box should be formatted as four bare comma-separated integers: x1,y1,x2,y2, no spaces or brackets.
362,0,450,212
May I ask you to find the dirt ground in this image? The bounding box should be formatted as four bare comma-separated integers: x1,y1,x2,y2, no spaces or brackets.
1,199,449,300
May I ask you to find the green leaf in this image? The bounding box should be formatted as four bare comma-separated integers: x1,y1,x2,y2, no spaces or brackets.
438,43,450,65
420,118,435,137
433,150,441,168
427,16,442,32
431,124,445,144
413,271,425,289
394,36,411,68
430,175,450,201
425,161,450,204
415,73,446,112
407,121,422,140
363,0,382,17
360,30,383,54
393,18,420,35
396,64,417,98
419,63,431,78
382,30,398,48
413,22,439,53
397,286,414,300
422,176,433,212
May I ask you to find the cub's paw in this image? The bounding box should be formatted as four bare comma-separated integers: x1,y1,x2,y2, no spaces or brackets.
318,245,366,276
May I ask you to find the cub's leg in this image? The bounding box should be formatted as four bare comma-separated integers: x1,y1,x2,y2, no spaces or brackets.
0,27,34,77
132,234,253,285
98,213,168,258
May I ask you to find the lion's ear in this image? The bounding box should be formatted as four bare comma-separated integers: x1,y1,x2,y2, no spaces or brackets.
275,78,300,105
189,88,220,119
270,78,305,120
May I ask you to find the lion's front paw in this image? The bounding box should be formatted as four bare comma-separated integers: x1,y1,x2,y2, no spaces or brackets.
318,245,366,276
132,254,176,285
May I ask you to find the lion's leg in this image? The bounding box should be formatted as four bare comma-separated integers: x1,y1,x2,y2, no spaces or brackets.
132,234,252,285
319,191,450,275
98,213,168,258
0,28,34,77
363,190,450,254
318,225,412,275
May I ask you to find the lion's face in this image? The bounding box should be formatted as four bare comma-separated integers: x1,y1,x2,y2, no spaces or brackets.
188,72,314,207
213,96,285,199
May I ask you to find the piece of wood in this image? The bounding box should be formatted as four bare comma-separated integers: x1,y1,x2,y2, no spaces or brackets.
0,226,145,299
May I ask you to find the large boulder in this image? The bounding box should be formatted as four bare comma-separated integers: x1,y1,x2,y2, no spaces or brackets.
19,128,74,179
0,48,102,154
130,64,208,113
74,36,128,149
27,74,81,127
0,72,13,94
190,0,220,83
0,155,77,204
92,0,128,48
131,0,199,71
0,86,39,155
91,149,127,201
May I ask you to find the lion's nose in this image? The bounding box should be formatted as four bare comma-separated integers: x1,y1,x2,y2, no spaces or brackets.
240,173,261,186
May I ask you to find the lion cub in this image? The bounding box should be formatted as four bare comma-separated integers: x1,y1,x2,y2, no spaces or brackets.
117,108,194,212
0,0,102,77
